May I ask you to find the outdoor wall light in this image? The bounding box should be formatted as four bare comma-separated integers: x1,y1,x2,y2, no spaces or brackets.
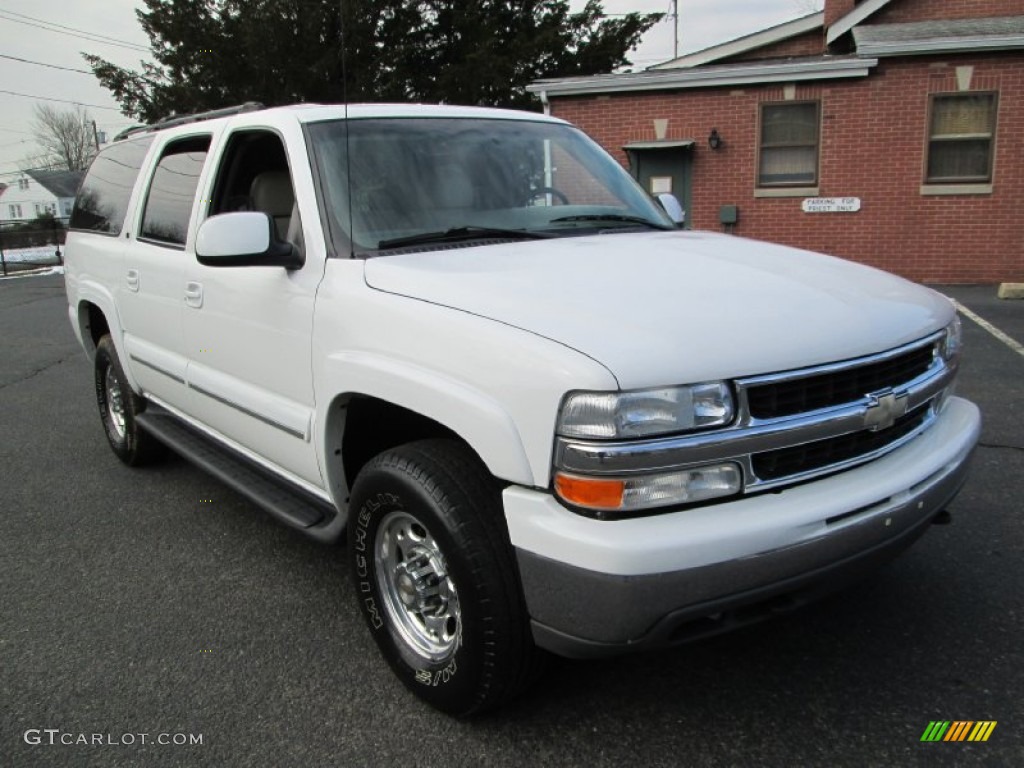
708,128,722,150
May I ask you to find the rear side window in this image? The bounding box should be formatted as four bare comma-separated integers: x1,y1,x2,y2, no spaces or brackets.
70,136,154,235
139,136,211,247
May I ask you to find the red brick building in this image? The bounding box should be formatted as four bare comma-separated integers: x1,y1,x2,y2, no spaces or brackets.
529,0,1024,283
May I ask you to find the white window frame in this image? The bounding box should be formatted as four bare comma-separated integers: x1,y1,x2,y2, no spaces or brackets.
756,101,821,189
924,92,998,186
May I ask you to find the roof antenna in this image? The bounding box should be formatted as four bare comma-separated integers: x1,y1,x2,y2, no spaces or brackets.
340,0,354,258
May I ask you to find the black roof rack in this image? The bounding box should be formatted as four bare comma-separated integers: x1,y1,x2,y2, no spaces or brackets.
112,102,265,142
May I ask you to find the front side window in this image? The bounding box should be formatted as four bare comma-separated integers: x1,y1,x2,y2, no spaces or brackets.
307,117,673,253
758,102,820,187
70,135,154,235
208,129,299,246
926,93,997,184
139,136,211,247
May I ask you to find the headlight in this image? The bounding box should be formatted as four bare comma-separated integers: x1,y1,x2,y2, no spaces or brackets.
936,316,962,413
942,316,962,361
555,463,743,513
557,382,734,439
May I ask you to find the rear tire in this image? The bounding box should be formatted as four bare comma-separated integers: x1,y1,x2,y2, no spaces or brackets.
94,335,164,466
348,439,542,716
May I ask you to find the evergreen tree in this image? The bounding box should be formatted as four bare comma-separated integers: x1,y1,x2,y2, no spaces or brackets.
85,0,661,122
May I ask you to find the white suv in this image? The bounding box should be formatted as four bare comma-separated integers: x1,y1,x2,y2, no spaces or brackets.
64,102,980,715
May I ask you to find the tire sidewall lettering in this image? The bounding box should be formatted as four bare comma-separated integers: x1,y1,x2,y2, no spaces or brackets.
415,656,457,687
355,493,405,634
352,487,464,688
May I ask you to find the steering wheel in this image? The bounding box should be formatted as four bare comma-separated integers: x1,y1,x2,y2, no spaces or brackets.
525,186,570,206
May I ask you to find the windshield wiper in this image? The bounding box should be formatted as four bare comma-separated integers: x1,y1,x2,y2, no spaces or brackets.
377,226,554,250
549,214,673,230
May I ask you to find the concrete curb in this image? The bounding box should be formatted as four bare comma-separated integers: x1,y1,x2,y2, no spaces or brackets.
997,283,1024,300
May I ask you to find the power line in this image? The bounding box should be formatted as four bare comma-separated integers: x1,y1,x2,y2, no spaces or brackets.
0,88,122,112
0,10,150,53
0,7,146,44
0,53,93,75
0,8,150,51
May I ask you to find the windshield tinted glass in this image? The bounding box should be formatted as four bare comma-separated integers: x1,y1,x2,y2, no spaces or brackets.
307,117,673,252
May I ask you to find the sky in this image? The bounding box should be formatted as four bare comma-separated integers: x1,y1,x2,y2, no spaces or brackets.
0,0,823,181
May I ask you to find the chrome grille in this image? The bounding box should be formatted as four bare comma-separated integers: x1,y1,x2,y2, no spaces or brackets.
751,404,930,481
746,345,935,419
554,330,955,497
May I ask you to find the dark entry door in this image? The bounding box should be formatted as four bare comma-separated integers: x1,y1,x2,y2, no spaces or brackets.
626,146,693,228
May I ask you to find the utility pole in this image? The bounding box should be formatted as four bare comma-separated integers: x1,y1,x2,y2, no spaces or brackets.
673,0,679,59
91,120,101,152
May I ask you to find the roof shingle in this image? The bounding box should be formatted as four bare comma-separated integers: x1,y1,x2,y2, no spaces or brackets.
25,169,86,199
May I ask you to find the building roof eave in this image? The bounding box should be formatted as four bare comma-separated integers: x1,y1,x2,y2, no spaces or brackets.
856,35,1024,57
623,140,696,150
528,58,877,98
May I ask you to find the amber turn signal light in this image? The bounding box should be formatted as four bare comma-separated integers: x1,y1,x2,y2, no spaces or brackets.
554,473,625,510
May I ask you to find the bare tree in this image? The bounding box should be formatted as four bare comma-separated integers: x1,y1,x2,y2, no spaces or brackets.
26,104,97,171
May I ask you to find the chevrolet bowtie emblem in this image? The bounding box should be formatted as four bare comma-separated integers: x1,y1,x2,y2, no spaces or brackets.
864,389,908,432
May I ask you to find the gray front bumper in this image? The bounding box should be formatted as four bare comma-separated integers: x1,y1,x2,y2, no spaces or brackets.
519,445,974,659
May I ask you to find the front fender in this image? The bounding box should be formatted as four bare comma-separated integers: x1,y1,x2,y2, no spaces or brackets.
318,350,534,486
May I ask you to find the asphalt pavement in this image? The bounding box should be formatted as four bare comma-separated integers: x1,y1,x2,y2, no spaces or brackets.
2,275,1022,767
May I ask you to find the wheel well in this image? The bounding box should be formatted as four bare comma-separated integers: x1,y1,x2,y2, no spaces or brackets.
342,396,463,488
79,302,110,354
325,395,464,501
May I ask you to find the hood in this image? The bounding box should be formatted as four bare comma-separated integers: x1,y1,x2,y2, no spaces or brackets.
363,231,953,389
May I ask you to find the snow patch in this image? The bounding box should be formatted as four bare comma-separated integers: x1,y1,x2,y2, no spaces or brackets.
0,245,64,264
0,265,65,280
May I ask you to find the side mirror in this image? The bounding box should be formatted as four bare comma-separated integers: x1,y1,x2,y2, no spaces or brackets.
196,212,303,269
657,193,685,227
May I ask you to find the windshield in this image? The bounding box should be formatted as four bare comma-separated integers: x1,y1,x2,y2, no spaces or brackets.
307,117,674,253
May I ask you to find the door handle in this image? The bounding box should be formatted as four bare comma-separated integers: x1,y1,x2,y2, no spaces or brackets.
126,268,139,292
184,281,204,308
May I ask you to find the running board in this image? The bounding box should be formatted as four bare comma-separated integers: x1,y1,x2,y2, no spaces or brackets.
136,406,333,530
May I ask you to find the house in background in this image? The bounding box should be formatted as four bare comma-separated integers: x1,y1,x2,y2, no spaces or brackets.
529,0,1024,284
0,169,85,225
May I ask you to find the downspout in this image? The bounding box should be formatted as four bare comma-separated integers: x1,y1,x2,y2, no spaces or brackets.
539,89,550,116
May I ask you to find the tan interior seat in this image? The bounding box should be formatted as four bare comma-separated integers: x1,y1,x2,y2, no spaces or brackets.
250,171,295,241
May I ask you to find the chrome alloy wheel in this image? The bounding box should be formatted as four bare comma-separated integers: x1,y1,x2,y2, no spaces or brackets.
375,510,461,662
104,366,126,439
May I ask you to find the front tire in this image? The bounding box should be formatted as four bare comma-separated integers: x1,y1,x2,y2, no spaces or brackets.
94,335,164,466
348,439,541,716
